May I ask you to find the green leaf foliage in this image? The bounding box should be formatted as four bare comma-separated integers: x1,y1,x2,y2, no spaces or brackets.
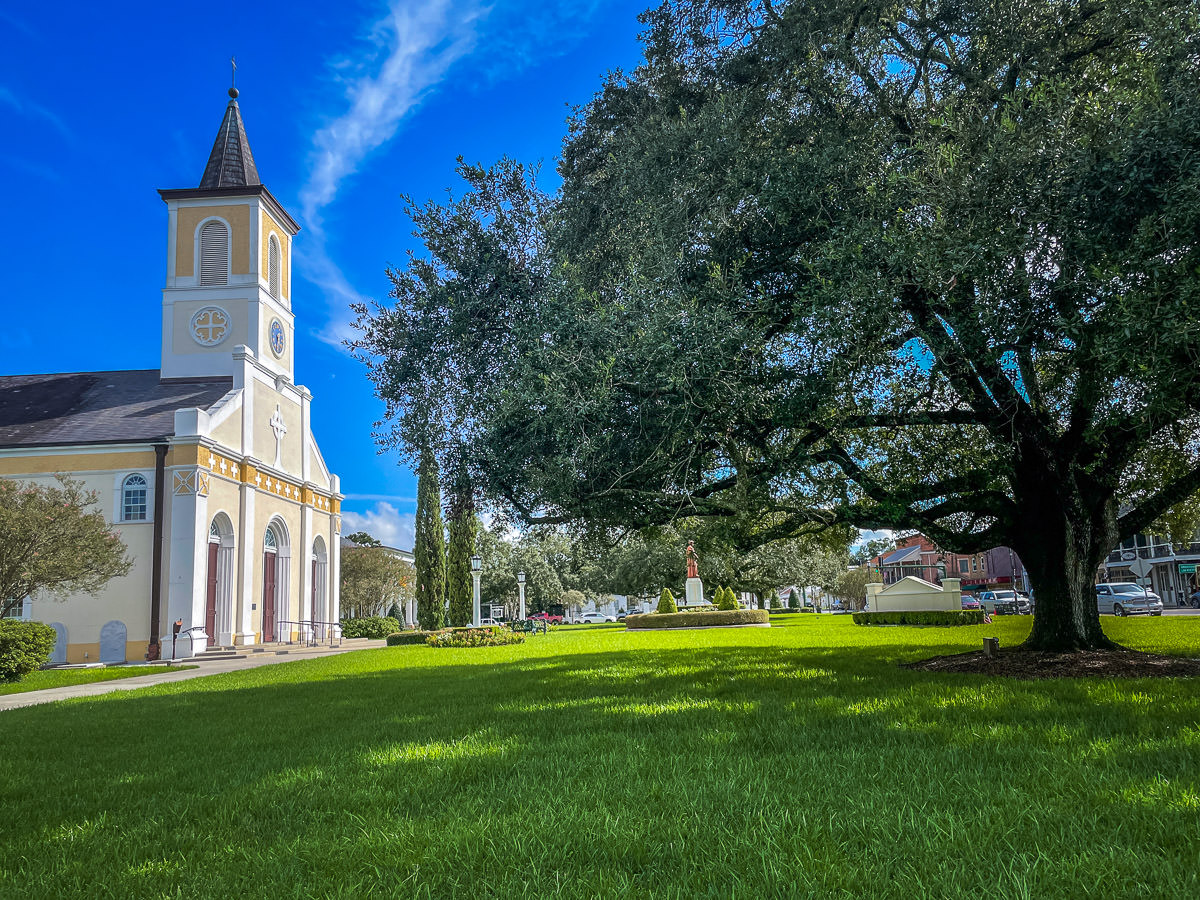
0,621,57,682
626,609,769,629
445,466,479,628
0,475,132,618
853,611,985,627
656,588,678,614
352,0,1200,651
385,631,433,646
340,617,402,640
413,447,446,631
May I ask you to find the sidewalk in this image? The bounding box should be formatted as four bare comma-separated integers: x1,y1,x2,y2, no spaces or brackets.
0,639,387,712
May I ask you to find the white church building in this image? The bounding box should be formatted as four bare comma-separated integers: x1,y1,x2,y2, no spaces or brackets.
0,85,342,663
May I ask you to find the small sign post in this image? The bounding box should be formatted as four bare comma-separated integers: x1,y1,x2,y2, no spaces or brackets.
1178,563,1196,575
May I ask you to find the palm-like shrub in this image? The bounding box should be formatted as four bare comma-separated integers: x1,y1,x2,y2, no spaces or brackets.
657,588,678,614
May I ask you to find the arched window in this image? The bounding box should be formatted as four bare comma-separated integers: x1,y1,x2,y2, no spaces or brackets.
122,474,148,522
199,220,229,285
268,234,281,298
264,529,277,551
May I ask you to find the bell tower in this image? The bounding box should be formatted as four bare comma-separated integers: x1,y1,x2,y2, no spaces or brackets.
158,84,300,381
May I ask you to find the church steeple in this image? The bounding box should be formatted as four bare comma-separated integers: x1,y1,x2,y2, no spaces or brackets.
159,78,300,382
199,88,260,189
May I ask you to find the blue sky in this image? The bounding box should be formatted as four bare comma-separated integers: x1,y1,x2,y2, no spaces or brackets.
0,1,648,548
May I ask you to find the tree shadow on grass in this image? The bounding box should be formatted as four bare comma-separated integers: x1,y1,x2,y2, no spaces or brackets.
2,640,1198,898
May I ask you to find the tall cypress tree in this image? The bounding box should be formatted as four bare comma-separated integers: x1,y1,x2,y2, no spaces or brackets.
445,464,479,628
413,447,446,630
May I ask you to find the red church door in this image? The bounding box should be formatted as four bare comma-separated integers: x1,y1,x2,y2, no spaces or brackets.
262,550,277,642
205,542,219,643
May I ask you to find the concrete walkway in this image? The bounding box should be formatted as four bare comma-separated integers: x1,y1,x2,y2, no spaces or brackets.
0,639,387,712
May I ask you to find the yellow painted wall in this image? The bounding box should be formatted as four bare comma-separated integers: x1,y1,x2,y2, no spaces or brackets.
209,408,244,454
260,212,291,302
171,298,250,355
0,450,155,476
175,204,252,277
20,468,157,661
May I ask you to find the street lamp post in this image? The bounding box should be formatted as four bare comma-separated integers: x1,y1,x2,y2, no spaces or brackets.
470,555,482,627
517,571,527,620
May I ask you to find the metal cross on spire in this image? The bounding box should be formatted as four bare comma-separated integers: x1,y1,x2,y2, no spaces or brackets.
229,55,238,99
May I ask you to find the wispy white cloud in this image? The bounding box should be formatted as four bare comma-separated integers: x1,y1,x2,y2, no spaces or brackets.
0,86,72,141
342,501,416,549
298,0,611,345
299,0,485,344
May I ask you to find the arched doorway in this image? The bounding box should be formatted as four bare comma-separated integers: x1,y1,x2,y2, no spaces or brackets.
311,536,328,639
262,519,291,642
205,514,236,646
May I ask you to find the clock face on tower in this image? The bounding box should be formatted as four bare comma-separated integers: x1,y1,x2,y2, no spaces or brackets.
269,319,285,357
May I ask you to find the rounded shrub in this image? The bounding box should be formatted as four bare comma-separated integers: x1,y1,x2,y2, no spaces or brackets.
657,588,678,614
0,621,57,682
716,586,738,611
340,616,402,640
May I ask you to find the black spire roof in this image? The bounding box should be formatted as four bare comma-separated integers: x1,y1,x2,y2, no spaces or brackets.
198,88,260,189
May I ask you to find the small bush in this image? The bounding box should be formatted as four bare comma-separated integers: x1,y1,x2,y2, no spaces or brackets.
340,616,402,640
385,631,432,646
0,621,57,682
386,602,403,622
799,606,816,613
787,589,800,610
853,610,985,626
426,628,525,648
657,588,678,614
715,586,738,611
626,609,769,629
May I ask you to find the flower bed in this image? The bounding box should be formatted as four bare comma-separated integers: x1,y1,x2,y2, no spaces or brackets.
625,609,770,629
426,628,526,648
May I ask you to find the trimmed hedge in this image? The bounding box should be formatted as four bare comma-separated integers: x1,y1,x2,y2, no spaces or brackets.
426,628,525,648
853,610,985,626
385,631,434,646
626,609,769,629
340,617,402,640
0,621,57,682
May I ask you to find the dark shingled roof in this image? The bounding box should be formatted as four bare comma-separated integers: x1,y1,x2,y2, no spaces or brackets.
199,98,260,189
0,370,233,448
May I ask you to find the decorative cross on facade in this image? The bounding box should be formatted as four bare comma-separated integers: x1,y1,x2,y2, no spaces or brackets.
269,405,287,468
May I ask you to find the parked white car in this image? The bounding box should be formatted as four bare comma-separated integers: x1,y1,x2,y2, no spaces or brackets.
575,612,616,624
1096,583,1163,617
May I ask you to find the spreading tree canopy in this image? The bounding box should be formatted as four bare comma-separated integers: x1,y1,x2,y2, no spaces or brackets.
0,475,132,617
353,0,1200,651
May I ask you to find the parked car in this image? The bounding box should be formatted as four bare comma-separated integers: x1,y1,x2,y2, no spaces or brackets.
1096,583,1163,616
479,618,500,627
960,594,981,610
1187,590,1200,609
979,592,1027,614
575,611,616,624
529,612,563,625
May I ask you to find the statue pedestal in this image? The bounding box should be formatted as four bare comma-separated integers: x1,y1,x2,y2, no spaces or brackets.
685,577,705,607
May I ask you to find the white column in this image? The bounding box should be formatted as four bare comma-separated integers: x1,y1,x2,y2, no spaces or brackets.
518,583,526,621
163,469,209,658
237,481,258,645
471,572,482,626
300,503,313,639
329,482,342,626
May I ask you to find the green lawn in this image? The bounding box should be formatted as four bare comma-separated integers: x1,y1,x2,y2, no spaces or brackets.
1,617,1198,899
0,666,192,697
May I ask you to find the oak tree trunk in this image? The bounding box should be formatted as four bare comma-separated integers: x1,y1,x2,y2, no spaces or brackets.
1010,458,1118,651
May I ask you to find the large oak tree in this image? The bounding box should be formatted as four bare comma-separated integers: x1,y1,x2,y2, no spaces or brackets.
353,0,1200,651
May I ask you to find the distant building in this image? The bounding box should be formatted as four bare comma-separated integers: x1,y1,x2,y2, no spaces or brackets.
870,534,1028,593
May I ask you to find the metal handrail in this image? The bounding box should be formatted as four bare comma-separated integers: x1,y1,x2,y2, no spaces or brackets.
272,619,343,648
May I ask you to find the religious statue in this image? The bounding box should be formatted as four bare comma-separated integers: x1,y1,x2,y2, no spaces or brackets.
686,541,700,579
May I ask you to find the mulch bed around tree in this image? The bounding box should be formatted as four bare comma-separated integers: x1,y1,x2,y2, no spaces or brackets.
907,647,1200,679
